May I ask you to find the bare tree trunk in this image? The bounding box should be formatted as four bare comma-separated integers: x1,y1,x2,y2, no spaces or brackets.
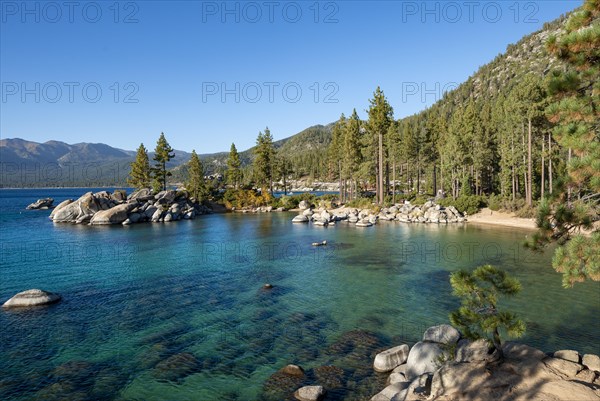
392,160,396,204
338,160,343,203
378,131,384,204
548,133,553,195
417,158,421,195
541,134,545,199
568,148,572,202
511,133,516,201
433,164,437,198
522,126,527,203
527,118,532,206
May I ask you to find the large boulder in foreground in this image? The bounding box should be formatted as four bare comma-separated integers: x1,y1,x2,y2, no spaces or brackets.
90,203,135,225
405,341,446,380
2,289,61,308
373,344,409,372
423,324,460,345
455,339,498,363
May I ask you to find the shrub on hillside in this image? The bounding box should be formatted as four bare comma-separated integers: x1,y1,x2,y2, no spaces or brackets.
439,195,486,215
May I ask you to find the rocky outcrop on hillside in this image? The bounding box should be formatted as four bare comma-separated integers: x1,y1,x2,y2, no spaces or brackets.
49,189,210,225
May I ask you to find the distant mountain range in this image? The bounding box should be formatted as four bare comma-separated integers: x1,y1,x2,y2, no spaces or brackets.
0,124,334,187
0,8,576,188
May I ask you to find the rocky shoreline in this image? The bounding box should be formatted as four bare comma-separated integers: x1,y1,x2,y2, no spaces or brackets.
291,200,466,227
265,324,600,401
42,188,211,225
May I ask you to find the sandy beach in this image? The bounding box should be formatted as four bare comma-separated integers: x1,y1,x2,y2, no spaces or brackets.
467,208,538,230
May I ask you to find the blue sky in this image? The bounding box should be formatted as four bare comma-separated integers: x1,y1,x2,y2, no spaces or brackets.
1,1,580,154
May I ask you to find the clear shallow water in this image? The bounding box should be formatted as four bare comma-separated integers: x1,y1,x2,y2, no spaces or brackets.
0,188,598,401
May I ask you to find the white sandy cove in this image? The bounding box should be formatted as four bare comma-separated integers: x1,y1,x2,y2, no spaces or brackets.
467,208,538,230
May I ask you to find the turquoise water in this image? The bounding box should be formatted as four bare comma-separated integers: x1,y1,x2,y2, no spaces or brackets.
1,189,598,401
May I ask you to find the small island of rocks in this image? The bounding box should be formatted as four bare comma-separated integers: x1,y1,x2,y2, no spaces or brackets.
44,188,211,226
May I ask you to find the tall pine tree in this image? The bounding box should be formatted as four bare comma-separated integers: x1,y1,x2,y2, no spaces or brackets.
187,150,207,202
227,143,242,189
128,143,151,190
367,87,394,204
253,128,275,194
152,132,175,192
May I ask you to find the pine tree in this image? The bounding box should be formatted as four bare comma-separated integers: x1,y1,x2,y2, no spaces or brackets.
327,114,346,201
529,0,600,287
127,143,151,190
449,265,526,360
152,132,175,192
253,128,275,194
187,150,207,202
227,143,242,189
367,87,394,204
344,109,363,200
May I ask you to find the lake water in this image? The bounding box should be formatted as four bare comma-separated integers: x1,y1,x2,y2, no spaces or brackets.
1,188,598,401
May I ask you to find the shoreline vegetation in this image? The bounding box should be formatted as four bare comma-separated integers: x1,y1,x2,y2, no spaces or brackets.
25,186,540,231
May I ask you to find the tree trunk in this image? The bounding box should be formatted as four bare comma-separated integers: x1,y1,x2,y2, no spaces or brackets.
522,126,527,202
385,161,390,202
417,159,421,195
338,160,343,203
527,118,533,206
548,133,553,195
378,130,384,204
433,164,437,198
392,160,396,204
541,134,545,199
567,148,572,202
511,133,516,201
493,328,504,361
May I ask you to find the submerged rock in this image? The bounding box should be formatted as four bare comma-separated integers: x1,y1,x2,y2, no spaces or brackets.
153,352,200,382
263,367,307,399
2,289,61,308
280,364,305,377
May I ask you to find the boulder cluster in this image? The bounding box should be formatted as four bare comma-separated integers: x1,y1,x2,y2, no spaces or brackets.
26,198,54,210
370,324,600,401
292,201,466,227
48,188,210,225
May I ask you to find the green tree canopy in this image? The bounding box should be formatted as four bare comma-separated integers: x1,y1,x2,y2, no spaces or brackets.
449,265,526,360
366,86,394,204
253,127,275,194
227,143,242,189
529,0,600,287
152,132,175,192
127,143,151,190
187,150,207,202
